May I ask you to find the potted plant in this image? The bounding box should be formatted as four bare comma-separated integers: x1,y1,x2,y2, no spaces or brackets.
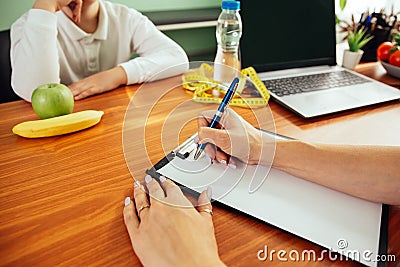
342,28,373,70
335,0,359,43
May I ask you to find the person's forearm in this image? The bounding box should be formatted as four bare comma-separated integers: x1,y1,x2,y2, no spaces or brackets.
272,140,400,205
11,9,60,101
107,66,127,87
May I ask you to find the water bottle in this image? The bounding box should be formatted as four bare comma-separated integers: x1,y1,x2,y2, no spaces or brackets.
214,0,242,86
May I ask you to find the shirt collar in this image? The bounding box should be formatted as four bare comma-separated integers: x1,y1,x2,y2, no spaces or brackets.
93,0,108,40
57,0,108,41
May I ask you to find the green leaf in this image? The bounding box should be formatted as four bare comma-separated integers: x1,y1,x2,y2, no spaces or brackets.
394,34,400,45
389,46,399,54
347,27,373,52
357,35,373,49
340,0,347,10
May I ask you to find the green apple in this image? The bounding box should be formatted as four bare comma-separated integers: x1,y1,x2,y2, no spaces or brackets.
31,83,74,119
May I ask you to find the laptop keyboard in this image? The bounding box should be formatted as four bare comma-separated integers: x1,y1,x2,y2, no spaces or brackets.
263,71,370,97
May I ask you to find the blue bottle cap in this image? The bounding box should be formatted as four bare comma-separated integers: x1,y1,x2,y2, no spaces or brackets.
222,0,240,10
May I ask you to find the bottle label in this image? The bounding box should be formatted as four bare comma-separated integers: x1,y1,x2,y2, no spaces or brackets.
218,20,242,50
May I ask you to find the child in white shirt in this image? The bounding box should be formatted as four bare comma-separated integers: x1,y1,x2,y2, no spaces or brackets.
11,0,189,101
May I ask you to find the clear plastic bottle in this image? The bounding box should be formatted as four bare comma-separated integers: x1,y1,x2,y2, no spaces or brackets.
213,0,242,86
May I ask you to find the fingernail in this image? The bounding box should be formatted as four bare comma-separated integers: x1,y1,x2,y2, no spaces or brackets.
207,186,213,200
145,175,152,184
205,154,211,163
159,176,167,183
134,180,141,188
228,163,237,169
124,197,131,207
194,135,199,144
220,159,227,165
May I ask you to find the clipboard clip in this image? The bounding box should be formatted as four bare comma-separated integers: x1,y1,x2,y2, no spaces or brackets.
146,133,197,180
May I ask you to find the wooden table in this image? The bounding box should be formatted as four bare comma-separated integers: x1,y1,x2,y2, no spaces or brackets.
0,62,399,266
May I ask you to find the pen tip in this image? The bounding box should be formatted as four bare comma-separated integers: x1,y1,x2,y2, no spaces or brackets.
194,149,202,160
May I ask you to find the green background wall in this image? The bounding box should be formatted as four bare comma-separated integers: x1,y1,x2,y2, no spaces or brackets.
0,0,220,61
0,0,220,30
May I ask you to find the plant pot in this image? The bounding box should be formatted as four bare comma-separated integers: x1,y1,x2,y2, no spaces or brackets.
342,50,364,70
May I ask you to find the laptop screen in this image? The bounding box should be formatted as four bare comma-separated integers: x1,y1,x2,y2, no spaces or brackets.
240,0,337,72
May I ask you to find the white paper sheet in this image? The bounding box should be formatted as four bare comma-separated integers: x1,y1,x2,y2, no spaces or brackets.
158,138,382,267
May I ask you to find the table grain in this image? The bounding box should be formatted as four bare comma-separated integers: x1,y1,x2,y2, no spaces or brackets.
0,62,399,266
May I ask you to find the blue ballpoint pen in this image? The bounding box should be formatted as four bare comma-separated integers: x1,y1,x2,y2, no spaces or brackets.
194,77,240,160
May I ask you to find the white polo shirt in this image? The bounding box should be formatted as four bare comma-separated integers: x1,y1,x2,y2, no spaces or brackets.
10,0,189,101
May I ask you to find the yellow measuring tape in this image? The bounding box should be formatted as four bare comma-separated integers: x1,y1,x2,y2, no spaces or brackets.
182,63,270,108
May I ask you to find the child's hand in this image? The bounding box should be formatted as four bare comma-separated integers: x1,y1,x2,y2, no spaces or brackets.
32,0,82,23
58,0,82,23
69,66,128,100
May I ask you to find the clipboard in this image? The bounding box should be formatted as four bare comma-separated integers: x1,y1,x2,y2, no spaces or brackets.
146,132,387,267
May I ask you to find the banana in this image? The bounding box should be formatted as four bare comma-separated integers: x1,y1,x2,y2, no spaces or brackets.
12,110,104,138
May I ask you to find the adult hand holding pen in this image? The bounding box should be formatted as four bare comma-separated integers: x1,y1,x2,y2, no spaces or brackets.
198,109,400,205
194,78,240,160
197,108,275,166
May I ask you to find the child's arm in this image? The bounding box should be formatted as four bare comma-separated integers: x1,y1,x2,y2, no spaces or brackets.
69,7,188,100
118,11,189,85
10,0,82,101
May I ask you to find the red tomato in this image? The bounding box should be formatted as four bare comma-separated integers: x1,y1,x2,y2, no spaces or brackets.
389,50,400,67
377,42,394,62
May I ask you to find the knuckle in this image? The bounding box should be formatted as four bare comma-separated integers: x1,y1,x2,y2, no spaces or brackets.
123,209,134,223
167,185,181,196
147,184,164,197
146,180,159,190
133,187,146,198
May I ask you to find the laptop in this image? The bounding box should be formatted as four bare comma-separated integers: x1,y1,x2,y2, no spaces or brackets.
240,0,400,118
